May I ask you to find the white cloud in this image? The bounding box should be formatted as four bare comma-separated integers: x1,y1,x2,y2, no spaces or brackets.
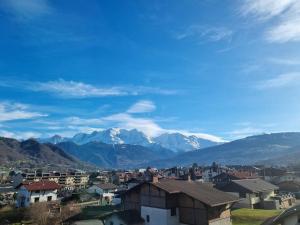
255,72,300,89
0,79,177,98
227,127,265,140
165,129,226,143
103,113,164,137
268,57,300,65
175,25,233,42
0,130,41,139
127,100,156,114
240,0,300,43
64,117,103,126
33,79,128,98
265,16,300,43
0,102,46,122
1,0,52,21
240,0,296,21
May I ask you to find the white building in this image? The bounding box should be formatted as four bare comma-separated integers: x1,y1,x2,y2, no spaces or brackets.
87,183,117,205
16,181,60,207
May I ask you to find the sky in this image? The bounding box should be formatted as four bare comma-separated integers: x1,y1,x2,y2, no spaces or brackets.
0,0,300,141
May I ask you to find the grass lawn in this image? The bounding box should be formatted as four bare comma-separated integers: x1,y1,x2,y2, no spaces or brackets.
232,208,281,225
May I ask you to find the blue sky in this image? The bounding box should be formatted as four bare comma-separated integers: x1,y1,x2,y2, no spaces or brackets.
1,0,300,141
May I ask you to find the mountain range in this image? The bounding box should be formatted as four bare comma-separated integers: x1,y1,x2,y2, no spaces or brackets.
2,132,300,169
148,132,300,167
39,128,221,152
0,137,80,168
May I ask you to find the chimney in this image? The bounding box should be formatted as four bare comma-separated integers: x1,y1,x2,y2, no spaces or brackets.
152,176,159,183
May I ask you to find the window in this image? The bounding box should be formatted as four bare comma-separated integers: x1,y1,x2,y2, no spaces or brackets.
146,215,150,222
47,196,52,201
34,197,39,203
171,207,176,216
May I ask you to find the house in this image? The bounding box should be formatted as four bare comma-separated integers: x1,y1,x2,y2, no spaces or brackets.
212,171,258,188
202,162,231,182
262,204,300,225
101,209,145,225
110,177,238,225
87,183,118,205
219,178,293,209
16,181,60,207
272,173,300,184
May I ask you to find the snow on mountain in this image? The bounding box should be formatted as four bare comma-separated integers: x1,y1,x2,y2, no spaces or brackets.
40,128,221,152
70,128,153,146
153,132,219,152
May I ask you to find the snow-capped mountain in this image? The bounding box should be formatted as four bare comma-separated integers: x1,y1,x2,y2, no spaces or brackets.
153,132,218,152
71,128,153,146
40,128,221,152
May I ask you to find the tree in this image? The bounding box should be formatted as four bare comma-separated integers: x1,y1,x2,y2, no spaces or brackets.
27,202,51,225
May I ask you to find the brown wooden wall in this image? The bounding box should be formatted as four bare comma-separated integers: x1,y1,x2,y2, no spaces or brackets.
123,189,141,212
140,183,166,208
178,193,208,225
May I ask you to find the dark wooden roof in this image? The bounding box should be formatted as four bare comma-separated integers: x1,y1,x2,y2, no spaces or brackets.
229,179,278,193
96,183,117,190
151,179,238,207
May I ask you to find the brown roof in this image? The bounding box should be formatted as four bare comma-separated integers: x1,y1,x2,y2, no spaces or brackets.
96,183,117,190
18,181,60,191
151,179,238,207
230,178,278,193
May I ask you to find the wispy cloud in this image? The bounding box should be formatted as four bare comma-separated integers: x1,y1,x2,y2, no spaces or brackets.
0,0,52,22
127,100,156,114
0,79,177,98
0,101,46,122
175,25,233,42
227,127,265,140
255,72,300,89
240,0,300,43
0,130,41,139
64,116,103,126
33,79,128,98
240,0,296,21
268,57,300,65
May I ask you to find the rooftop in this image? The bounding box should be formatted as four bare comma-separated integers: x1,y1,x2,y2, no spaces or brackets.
17,181,61,191
147,179,238,207
96,183,117,190
231,178,278,193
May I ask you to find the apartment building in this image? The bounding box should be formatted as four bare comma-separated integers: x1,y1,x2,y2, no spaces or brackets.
13,171,89,190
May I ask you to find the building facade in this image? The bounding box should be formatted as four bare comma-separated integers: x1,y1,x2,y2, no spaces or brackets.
16,181,60,207
118,178,238,225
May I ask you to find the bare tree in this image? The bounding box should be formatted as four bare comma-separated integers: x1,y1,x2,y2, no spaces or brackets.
27,202,51,225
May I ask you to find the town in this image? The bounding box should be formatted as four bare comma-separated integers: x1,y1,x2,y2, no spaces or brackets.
1,162,300,225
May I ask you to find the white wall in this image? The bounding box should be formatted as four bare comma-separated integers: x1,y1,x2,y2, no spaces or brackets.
29,190,57,203
16,186,57,207
141,206,183,225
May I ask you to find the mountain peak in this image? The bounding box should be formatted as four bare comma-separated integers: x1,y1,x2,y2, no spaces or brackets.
39,128,220,152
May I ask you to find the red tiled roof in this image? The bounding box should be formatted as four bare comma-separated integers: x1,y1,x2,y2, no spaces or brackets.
18,181,60,191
